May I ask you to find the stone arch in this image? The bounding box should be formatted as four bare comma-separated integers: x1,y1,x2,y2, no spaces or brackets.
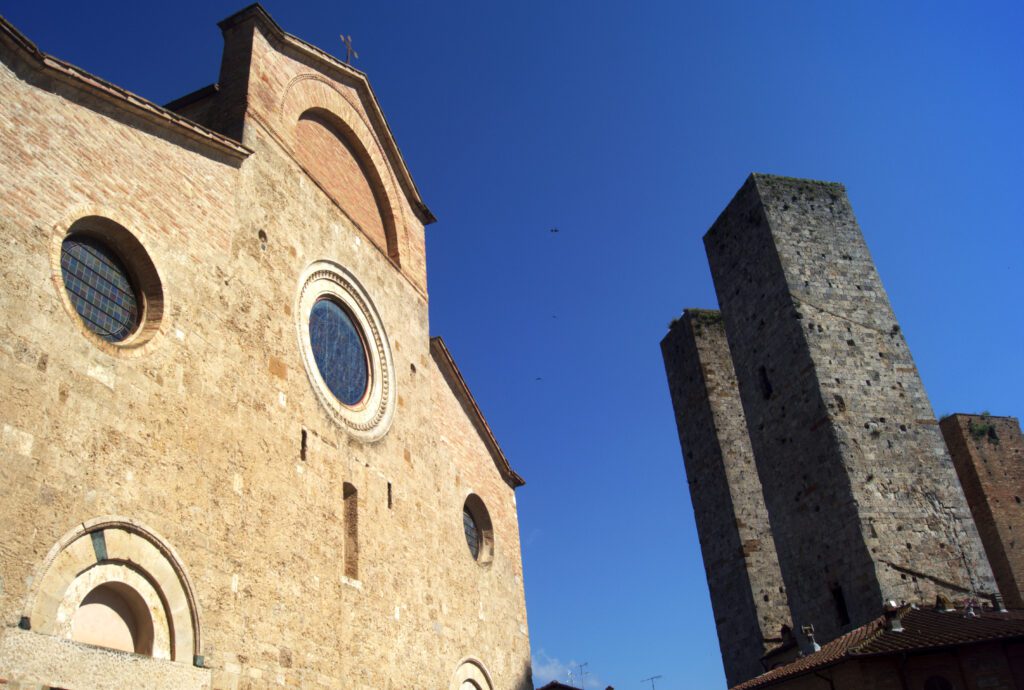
23,516,202,663
280,74,404,265
449,657,494,690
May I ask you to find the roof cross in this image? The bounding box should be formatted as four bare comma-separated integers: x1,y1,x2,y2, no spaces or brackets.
340,34,359,63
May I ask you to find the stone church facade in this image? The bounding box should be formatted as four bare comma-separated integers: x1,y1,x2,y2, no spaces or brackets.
0,5,531,689
662,175,1005,687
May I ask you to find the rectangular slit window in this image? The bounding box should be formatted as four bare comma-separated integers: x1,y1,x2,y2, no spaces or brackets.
759,365,773,400
343,483,358,580
831,584,851,627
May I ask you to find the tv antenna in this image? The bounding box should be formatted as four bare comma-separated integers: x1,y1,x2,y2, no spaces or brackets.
641,675,662,690
577,662,589,687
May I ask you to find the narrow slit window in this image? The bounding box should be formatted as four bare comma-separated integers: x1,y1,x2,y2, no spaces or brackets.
831,584,851,627
343,483,358,579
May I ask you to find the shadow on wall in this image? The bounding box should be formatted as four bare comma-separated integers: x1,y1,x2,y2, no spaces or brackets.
517,660,535,690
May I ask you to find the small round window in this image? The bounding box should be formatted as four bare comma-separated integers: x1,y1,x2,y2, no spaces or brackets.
462,494,494,565
53,216,164,353
309,298,369,406
61,235,140,342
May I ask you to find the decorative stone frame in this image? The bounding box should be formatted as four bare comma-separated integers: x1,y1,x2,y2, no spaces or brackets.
49,209,166,357
449,657,494,690
296,260,395,441
22,516,202,665
463,493,495,567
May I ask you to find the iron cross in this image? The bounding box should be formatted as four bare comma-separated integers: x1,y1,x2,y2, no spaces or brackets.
340,34,359,63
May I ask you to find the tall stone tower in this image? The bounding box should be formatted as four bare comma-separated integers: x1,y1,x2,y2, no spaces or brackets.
661,310,791,687
941,414,1024,608
704,174,994,643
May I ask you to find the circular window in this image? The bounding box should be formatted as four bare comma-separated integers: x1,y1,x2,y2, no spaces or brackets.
462,494,494,565
61,236,140,342
309,298,369,406
53,216,164,353
297,261,395,441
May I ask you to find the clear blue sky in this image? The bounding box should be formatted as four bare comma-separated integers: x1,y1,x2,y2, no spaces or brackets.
5,2,1021,688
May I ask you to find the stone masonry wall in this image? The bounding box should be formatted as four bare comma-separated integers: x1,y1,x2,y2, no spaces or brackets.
941,414,1024,607
661,310,790,687
704,174,994,646
0,10,530,690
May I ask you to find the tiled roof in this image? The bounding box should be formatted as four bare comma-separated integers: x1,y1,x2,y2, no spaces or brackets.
732,607,1024,690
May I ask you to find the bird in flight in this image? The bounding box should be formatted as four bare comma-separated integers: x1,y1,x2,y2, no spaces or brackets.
549,227,559,234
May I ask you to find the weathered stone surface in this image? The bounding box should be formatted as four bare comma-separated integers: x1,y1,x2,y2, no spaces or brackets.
661,310,790,687
941,414,1024,607
703,174,995,645
0,7,530,689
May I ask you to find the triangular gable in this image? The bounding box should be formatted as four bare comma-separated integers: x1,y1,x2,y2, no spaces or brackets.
431,337,525,489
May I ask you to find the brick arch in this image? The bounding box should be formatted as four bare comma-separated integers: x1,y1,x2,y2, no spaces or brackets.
23,516,203,663
449,657,494,690
280,74,404,264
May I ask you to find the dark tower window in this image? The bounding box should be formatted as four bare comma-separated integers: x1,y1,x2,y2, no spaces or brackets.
463,507,480,560
831,584,851,627
758,365,774,400
309,298,369,405
60,235,140,342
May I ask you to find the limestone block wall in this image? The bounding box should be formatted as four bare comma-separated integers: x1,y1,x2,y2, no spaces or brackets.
0,9,530,690
704,174,994,645
941,414,1024,608
661,310,790,687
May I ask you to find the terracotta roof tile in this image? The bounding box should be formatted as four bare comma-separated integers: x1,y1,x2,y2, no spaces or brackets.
731,607,1024,690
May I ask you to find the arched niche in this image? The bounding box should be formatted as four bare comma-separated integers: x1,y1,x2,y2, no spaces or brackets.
23,517,202,663
281,75,404,265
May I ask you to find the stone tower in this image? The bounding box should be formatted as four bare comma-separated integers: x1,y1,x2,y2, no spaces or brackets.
941,414,1024,608
704,174,994,643
661,310,791,687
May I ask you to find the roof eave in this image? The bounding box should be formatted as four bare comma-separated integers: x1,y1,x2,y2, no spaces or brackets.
0,15,252,161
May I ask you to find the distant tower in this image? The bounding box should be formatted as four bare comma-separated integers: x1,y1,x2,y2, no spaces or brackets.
661,310,791,686
700,174,995,645
941,414,1024,607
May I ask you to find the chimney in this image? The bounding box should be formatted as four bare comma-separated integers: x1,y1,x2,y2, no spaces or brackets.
883,600,904,632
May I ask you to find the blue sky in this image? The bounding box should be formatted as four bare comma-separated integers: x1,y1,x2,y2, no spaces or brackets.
5,2,1021,688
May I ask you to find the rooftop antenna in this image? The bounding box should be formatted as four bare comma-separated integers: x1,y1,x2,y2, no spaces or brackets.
577,662,589,688
641,675,662,690
340,34,359,64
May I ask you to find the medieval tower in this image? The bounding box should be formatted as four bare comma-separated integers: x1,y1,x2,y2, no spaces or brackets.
663,174,998,687
0,6,532,689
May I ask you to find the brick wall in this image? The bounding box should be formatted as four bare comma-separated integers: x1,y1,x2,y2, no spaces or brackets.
295,110,391,258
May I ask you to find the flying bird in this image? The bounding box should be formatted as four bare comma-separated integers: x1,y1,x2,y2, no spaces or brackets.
549,227,559,234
